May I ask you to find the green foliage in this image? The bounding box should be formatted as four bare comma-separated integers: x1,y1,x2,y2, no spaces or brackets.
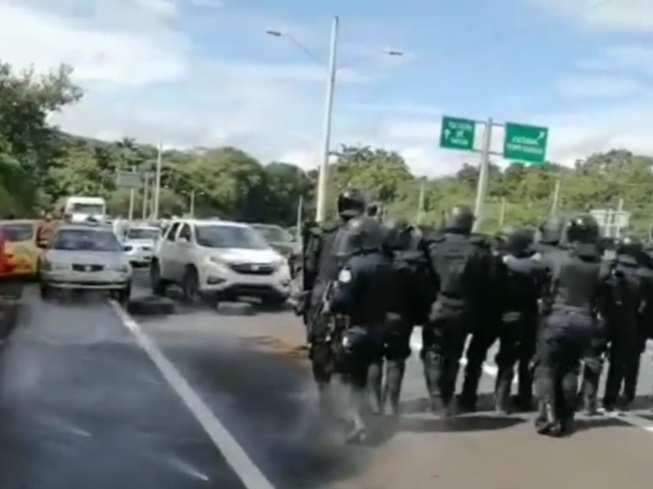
1,59,652,232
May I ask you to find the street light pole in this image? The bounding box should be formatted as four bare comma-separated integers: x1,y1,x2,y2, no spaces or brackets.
266,19,403,222
190,190,195,217
315,16,339,223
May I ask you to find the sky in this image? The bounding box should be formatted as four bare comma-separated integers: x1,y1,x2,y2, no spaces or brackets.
1,0,653,176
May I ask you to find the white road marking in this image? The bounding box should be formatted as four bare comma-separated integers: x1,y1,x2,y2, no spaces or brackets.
109,300,276,489
410,326,653,434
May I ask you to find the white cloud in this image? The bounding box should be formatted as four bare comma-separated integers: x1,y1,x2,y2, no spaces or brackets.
525,0,653,32
187,0,224,8
533,100,653,164
6,0,653,181
206,60,371,84
133,0,177,17
578,44,653,78
554,73,643,98
0,3,188,84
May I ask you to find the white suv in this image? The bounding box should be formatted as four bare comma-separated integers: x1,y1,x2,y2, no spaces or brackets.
150,219,291,306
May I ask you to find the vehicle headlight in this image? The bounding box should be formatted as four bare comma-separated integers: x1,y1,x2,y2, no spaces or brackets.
110,264,131,273
123,245,133,252
206,256,230,272
272,258,290,276
41,261,69,271
271,258,287,268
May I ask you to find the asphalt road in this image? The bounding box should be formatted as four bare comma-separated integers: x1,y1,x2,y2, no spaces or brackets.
0,276,370,489
3,270,653,489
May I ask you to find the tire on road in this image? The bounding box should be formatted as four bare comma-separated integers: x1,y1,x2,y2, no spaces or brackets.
126,295,175,316
215,301,256,316
0,299,21,341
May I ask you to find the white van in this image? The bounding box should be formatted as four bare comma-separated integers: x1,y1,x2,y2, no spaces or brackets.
57,196,107,223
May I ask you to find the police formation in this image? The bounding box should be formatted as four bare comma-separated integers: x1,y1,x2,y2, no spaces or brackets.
296,190,653,443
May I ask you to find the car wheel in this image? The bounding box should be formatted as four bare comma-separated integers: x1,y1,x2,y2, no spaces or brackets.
182,266,200,303
150,261,167,296
261,295,288,308
116,284,131,306
40,284,51,300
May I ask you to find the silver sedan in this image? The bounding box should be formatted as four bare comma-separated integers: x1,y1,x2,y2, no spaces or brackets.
39,223,133,304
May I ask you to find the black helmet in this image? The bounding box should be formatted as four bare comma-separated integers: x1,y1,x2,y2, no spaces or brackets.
616,235,643,256
444,205,474,234
337,215,384,256
383,218,412,251
337,188,365,220
539,216,567,244
366,202,379,217
565,213,600,243
502,227,534,256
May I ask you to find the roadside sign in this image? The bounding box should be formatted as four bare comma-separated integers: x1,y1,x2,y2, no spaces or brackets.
503,122,548,164
439,116,476,151
115,170,142,188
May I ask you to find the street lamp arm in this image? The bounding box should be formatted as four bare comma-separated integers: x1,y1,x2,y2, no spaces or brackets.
266,30,323,66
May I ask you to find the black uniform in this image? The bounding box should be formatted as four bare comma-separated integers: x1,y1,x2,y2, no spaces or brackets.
493,227,547,413
458,231,504,412
300,189,365,410
379,219,436,415
421,205,493,415
534,214,610,436
603,237,652,411
329,215,395,442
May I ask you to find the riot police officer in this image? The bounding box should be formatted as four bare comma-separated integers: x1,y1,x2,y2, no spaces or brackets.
458,227,505,412
378,219,436,415
493,226,547,413
602,235,651,412
421,205,493,416
533,216,568,256
534,214,609,436
329,215,395,442
301,189,366,414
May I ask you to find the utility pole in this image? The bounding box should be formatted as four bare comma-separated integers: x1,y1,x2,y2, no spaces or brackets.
315,16,339,223
472,118,493,231
142,174,149,220
128,167,136,221
550,177,561,217
616,198,624,239
152,141,163,220
416,181,425,224
498,197,506,227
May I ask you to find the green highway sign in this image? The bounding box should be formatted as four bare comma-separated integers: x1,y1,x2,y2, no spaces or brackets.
440,116,476,151
503,122,548,164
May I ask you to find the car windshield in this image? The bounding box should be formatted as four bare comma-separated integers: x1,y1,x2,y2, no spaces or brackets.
0,223,34,242
126,228,160,240
71,203,105,215
51,229,122,252
253,225,292,243
195,225,269,249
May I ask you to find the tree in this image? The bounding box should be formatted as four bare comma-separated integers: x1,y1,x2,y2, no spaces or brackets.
2,60,653,234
